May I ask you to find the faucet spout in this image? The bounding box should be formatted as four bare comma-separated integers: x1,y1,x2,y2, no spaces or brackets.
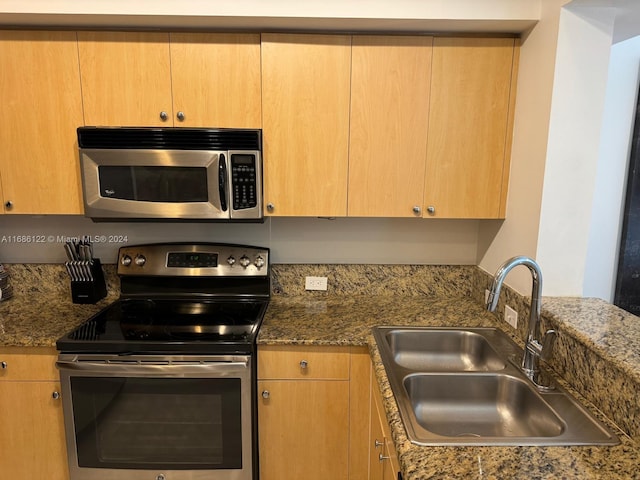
486,256,554,388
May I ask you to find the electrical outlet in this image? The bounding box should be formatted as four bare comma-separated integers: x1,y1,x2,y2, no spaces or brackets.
305,276,328,291
505,305,518,329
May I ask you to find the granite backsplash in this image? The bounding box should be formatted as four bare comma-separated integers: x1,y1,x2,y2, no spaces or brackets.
2,262,639,439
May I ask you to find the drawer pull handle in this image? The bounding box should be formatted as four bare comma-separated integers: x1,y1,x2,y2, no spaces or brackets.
299,360,308,369
1,361,7,369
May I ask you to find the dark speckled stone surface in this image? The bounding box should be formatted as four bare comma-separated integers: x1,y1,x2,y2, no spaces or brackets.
259,295,640,480
0,264,119,346
2,263,640,479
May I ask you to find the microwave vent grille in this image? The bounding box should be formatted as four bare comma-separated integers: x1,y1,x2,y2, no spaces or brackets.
78,127,261,151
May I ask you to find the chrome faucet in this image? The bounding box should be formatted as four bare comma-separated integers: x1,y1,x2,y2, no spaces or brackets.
486,256,556,389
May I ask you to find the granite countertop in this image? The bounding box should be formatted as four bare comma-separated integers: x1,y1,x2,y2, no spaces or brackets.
259,295,640,480
0,291,117,348
2,289,639,479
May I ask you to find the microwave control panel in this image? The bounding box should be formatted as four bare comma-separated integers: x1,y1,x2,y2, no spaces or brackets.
231,154,257,210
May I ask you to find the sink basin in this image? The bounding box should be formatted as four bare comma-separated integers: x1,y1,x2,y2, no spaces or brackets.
404,373,564,438
384,329,506,371
373,326,620,446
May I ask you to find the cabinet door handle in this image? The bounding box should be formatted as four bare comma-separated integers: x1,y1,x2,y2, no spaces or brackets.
266,203,275,212
426,205,436,215
159,111,169,121
1,361,7,369
4,201,13,210
379,452,390,462
374,439,384,448
261,390,270,399
412,206,421,215
177,111,185,122
52,391,60,400
299,360,308,369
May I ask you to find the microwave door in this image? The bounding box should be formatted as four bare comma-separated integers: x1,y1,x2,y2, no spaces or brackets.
81,149,229,220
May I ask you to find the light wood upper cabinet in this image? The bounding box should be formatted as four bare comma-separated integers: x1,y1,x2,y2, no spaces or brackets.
262,34,352,216
348,36,433,217
78,31,261,128
424,37,518,219
0,348,69,480
170,33,261,128
78,31,173,127
0,30,84,214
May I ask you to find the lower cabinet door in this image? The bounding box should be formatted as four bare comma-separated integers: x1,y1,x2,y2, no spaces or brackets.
258,379,350,480
0,381,69,480
368,391,385,480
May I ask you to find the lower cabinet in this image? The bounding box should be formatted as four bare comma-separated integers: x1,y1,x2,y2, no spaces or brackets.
0,347,69,480
257,345,371,480
369,361,401,480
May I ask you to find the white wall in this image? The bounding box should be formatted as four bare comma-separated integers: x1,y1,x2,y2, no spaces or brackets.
0,216,480,265
535,7,616,297
0,0,538,32
583,35,640,300
477,0,568,291
480,0,640,300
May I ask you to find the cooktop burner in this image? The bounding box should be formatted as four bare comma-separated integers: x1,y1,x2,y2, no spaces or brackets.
57,243,270,355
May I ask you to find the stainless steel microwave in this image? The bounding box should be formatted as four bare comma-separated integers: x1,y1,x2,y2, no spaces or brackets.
78,127,263,221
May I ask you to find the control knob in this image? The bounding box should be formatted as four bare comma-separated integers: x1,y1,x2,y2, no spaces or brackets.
239,255,251,268
227,256,236,266
254,255,265,269
134,255,146,267
121,255,132,267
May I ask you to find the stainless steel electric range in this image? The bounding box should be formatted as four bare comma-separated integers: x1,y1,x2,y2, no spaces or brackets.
56,243,270,480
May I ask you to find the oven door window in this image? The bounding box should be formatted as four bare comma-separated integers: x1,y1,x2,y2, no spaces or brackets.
70,377,242,469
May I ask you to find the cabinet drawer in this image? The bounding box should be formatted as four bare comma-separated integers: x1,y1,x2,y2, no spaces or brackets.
0,347,59,381
258,345,350,380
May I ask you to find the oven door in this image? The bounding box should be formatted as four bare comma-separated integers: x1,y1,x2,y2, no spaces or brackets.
56,354,253,480
80,148,228,220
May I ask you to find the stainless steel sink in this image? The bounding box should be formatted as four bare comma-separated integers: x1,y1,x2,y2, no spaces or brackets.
373,327,620,446
385,329,506,371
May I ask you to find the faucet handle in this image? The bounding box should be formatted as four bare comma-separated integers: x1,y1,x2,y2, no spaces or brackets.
539,329,557,361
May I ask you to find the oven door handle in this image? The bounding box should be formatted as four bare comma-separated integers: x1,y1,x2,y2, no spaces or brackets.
55,359,250,376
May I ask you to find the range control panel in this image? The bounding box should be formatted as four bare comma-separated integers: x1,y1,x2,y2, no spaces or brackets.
117,243,269,277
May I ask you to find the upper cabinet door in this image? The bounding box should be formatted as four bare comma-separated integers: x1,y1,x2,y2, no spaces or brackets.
169,33,261,128
424,37,518,219
261,34,351,217
78,31,173,127
0,31,84,214
348,36,432,217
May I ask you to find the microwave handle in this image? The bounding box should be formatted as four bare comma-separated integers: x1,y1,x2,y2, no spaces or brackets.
219,153,228,212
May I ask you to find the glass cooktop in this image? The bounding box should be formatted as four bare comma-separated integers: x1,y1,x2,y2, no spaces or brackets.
57,298,268,354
